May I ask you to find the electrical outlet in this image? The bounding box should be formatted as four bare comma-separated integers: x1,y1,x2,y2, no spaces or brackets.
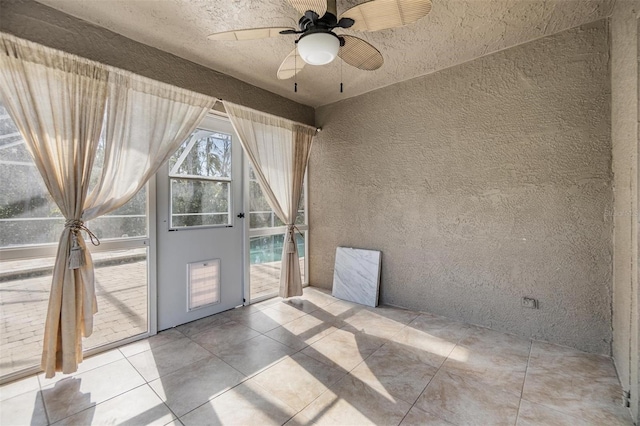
522,297,538,309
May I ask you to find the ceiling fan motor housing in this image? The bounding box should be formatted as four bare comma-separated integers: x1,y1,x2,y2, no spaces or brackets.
297,30,341,65
298,10,337,32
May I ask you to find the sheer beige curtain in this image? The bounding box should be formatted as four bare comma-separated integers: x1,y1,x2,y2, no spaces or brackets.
84,72,215,220
0,35,109,377
223,101,315,298
0,33,215,377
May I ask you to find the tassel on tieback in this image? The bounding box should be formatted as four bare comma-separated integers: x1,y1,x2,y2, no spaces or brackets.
68,232,84,269
65,219,100,270
285,224,304,254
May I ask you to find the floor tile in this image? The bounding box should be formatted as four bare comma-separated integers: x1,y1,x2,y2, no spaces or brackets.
390,326,457,368
260,306,307,326
522,342,632,425
263,327,310,352
224,304,283,322
41,358,145,423
342,309,407,340
415,369,520,426
460,325,531,354
305,307,348,328
297,288,336,308
441,326,530,396
405,313,473,342
283,411,317,426
274,298,321,314
299,374,412,426
517,399,589,426
176,315,232,338
189,321,260,354
251,352,346,411
39,348,125,387
318,299,364,319
266,313,339,348
0,374,40,401
54,384,175,426
119,328,186,357
366,305,420,325
0,389,48,426
246,297,283,312
127,338,211,382
302,328,384,372
349,342,438,405
399,406,454,426
529,340,619,379
180,380,296,426
214,335,296,377
218,306,256,321
235,310,283,333
149,355,245,417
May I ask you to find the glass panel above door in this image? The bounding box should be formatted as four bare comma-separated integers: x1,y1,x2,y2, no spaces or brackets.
169,130,232,179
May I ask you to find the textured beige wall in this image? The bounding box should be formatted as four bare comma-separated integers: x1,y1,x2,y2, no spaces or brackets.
310,20,613,354
611,1,639,421
0,0,315,125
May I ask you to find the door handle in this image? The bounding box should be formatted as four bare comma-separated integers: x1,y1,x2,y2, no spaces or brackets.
237,213,245,218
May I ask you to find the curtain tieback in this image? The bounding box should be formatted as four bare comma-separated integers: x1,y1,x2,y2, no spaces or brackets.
285,224,303,253
65,219,100,270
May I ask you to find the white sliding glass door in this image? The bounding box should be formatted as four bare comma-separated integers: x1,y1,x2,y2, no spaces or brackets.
0,101,153,382
245,163,308,302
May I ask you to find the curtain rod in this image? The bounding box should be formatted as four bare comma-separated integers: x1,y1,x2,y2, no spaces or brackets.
213,98,321,133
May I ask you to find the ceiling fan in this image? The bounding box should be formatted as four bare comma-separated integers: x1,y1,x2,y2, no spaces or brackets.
208,0,433,81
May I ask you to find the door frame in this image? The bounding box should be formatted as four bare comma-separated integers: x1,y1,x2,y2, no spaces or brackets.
155,112,246,330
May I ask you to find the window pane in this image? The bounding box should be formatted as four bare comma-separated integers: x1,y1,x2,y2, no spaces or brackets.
86,188,147,240
85,136,148,240
249,164,305,229
249,232,305,300
171,179,230,227
84,248,148,350
0,104,63,247
0,102,147,247
169,130,231,179
0,248,148,377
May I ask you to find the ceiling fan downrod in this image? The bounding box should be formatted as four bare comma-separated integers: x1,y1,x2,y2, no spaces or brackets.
327,0,337,16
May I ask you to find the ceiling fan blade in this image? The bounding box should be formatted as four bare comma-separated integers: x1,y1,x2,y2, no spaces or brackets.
208,27,295,41
338,35,384,71
277,48,306,80
287,0,327,17
340,0,432,32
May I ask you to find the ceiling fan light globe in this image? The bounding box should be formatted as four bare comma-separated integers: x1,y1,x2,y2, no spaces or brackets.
297,32,340,65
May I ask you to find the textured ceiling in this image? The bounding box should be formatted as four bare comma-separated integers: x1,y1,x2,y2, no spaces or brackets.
35,0,615,107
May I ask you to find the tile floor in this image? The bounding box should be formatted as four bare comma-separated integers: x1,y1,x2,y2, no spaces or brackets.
0,253,301,376
0,287,633,425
